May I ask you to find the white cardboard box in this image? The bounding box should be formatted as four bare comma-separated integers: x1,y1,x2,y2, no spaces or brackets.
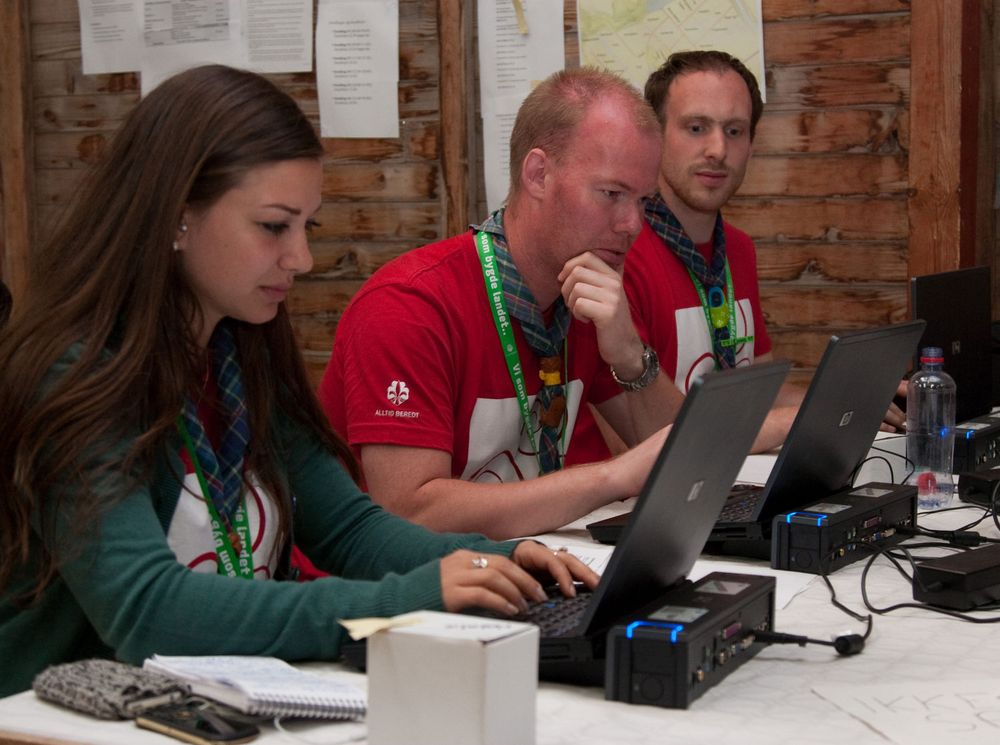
366,611,539,745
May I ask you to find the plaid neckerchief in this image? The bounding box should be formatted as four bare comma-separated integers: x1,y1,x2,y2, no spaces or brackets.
475,209,568,473
179,321,250,526
644,194,735,368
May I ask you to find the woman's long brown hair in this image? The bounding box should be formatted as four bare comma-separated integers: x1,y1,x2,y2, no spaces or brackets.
0,65,357,600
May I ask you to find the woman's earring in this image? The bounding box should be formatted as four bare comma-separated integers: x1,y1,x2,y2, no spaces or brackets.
173,222,188,252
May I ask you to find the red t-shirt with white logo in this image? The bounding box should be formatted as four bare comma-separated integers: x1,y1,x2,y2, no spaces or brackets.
319,232,618,484
625,220,772,393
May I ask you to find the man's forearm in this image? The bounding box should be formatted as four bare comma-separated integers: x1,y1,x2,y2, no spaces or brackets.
383,462,626,539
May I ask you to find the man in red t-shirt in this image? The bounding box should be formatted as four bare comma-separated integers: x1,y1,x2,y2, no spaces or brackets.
618,51,799,453
620,51,905,453
320,69,676,540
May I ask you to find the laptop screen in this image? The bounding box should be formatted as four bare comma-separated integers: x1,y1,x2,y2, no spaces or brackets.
578,361,789,635
751,320,926,523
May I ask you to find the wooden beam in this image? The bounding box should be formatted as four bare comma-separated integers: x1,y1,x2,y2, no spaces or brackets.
970,0,996,273
0,0,33,299
437,0,470,236
960,0,987,269
908,0,993,279
908,1,962,277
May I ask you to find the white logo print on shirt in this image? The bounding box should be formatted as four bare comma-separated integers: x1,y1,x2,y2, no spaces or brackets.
387,380,410,405
375,380,419,419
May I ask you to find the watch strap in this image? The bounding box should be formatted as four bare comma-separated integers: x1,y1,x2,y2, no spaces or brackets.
611,344,660,392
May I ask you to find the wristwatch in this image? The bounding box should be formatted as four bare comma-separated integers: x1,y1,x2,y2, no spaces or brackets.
610,344,660,392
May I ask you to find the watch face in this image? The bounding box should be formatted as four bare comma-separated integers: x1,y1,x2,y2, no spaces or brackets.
614,345,658,391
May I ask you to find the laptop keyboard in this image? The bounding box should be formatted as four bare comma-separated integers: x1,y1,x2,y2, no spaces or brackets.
516,590,592,637
718,483,763,523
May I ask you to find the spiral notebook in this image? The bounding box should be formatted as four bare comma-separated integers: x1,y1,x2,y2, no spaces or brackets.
143,655,366,720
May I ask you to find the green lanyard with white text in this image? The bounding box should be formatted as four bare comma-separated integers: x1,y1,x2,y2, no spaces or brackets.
176,418,254,579
685,261,754,369
475,231,566,471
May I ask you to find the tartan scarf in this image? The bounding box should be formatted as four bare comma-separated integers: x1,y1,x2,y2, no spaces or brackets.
477,210,569,473
178,321,250,525
644,194,735,368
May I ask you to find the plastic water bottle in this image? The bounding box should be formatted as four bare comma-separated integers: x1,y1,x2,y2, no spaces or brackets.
905,347,957,510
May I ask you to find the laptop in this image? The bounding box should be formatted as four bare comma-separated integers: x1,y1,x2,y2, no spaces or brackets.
341,361,789,685
911,266,992,424
588,321,926,559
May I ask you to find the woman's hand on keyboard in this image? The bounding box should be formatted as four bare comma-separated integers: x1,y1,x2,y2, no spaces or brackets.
510,541,600,599
439,543,599,617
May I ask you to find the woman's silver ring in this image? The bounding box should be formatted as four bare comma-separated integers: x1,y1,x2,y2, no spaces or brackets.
472,556,489,569
554,546,569,556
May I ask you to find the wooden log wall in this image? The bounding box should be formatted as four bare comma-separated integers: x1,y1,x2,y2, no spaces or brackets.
1,0,995,389
0,0,33,298
21,0,449,383
473,0,993,385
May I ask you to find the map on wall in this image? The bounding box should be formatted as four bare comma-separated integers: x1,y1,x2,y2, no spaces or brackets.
577,0,765,99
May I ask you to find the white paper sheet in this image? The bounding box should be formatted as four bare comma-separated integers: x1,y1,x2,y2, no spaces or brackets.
316,0,399,138
813,678,1000,744
140,0,245,95
480,98,520,218
477,0,565,211
244,0,313,72
79,0,143,74
531,538,813,610
386,610,536,641
81,0,312,95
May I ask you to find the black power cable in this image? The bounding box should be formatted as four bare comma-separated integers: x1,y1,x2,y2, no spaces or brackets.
753,624,867,656
858,541,1000,622
894,524,1000,546
753,538,874,658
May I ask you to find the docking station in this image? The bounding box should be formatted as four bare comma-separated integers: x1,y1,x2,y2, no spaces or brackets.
954,415,1000,473
605,572,774,709
957,469,1000,509
771,482,917,574
913,544,1000,610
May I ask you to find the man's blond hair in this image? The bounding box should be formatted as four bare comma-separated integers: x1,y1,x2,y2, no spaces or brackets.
507,68,659,201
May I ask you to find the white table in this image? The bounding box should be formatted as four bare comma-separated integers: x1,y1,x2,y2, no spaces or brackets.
3,448,999,745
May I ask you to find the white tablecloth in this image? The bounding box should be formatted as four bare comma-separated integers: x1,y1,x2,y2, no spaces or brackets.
3,446,998,745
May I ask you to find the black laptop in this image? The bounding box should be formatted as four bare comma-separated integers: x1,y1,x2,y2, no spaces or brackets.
911,266,992,424
588,321,926,559
341,361,788,685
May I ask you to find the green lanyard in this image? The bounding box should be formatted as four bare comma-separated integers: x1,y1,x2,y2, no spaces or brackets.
475,231,567,472
685,261,754,369
175,418,254,579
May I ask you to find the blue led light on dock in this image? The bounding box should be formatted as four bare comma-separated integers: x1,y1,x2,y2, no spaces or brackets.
785,511,828,526
625,621,684,642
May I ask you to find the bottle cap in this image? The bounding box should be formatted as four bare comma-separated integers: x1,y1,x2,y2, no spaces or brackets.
919,346,944,364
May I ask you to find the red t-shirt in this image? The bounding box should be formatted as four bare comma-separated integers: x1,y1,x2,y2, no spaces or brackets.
625,220,772,394
320,232,617,483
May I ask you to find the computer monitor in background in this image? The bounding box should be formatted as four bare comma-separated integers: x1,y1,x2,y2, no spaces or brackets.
910,266,992,423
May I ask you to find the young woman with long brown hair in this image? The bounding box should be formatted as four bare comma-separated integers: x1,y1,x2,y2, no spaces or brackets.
0,65,596,696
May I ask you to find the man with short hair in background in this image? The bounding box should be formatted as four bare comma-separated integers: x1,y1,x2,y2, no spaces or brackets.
624,50,803,452
623,50,905,449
